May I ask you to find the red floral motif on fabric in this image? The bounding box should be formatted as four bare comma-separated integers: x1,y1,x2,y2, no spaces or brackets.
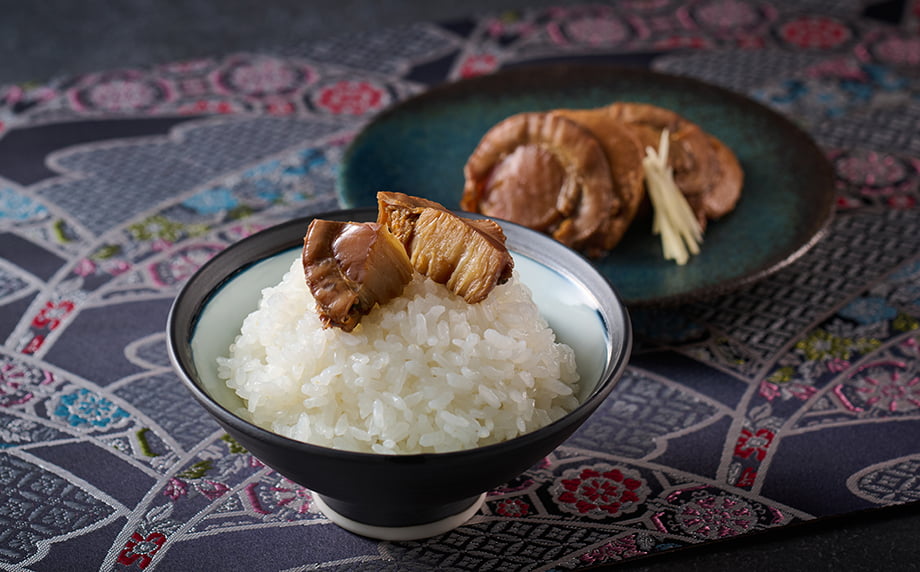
31,300,75,330
553,465,648,518
835,151,908,195
836,360,920,414
163,478,188,501
314,81,388,115
243,477,316,517
266,99,297,115
177,77,210,97
872,36,920,66
73,258,97,277
562,17,630,46
194,479,230,500
272,480,313,514
837,195,863,209
495,498,530,517
21,335,45,355
674,494,757,539
579,534,647,564
459,54,499,78
148,245,222,287
830,146,920,208
778,16,852,49
733,428,775,461
0,361,54,407
71,76,172,112
758,379,817,402
222,58,304,96
734,467,758,488
888,195,917,208
118,532,166,569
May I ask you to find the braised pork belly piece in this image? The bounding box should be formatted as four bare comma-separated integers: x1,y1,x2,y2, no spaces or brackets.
377,191,513,304
302,220,413,331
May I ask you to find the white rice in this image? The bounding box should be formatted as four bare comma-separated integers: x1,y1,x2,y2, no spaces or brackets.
217,258,580,454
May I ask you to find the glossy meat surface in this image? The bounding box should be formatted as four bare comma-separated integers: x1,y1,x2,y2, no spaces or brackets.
460,112,619,256
302,219,413,331
378,191,513,303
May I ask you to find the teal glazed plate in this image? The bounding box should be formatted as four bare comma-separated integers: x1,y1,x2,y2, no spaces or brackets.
338,64,835,306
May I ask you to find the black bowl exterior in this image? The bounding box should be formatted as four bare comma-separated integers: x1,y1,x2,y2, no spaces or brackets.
167,208,631,527
198,387,611,526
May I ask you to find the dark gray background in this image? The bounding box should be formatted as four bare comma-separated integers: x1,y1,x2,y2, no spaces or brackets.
1,0,917,570
0,0,587,86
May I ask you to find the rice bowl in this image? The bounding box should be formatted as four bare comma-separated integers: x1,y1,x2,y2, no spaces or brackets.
167,208,631,539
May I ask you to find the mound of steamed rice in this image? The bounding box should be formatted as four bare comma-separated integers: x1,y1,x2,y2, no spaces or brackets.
217,258,580,455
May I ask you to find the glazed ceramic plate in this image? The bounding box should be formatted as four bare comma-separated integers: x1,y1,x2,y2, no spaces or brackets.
338,64,835,306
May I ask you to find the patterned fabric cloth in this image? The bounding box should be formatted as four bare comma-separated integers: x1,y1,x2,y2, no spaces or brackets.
1,1,919,570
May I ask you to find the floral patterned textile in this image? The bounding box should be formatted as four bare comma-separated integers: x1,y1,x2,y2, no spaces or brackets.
1,1,919,570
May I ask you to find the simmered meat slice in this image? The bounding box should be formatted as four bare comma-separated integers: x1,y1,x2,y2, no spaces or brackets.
377,191,513,304
701,135,744,220
601,102,718,200
549,108,646,250
600,102,743,228
302,220,414,331
460,112,619,256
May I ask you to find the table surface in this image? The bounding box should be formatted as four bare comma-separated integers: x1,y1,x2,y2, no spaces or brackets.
1,1,919,570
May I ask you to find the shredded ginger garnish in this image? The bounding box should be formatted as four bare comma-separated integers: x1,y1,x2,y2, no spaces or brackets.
642,129,703,265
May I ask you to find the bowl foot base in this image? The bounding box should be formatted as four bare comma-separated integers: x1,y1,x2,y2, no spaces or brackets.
313,493,486,541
